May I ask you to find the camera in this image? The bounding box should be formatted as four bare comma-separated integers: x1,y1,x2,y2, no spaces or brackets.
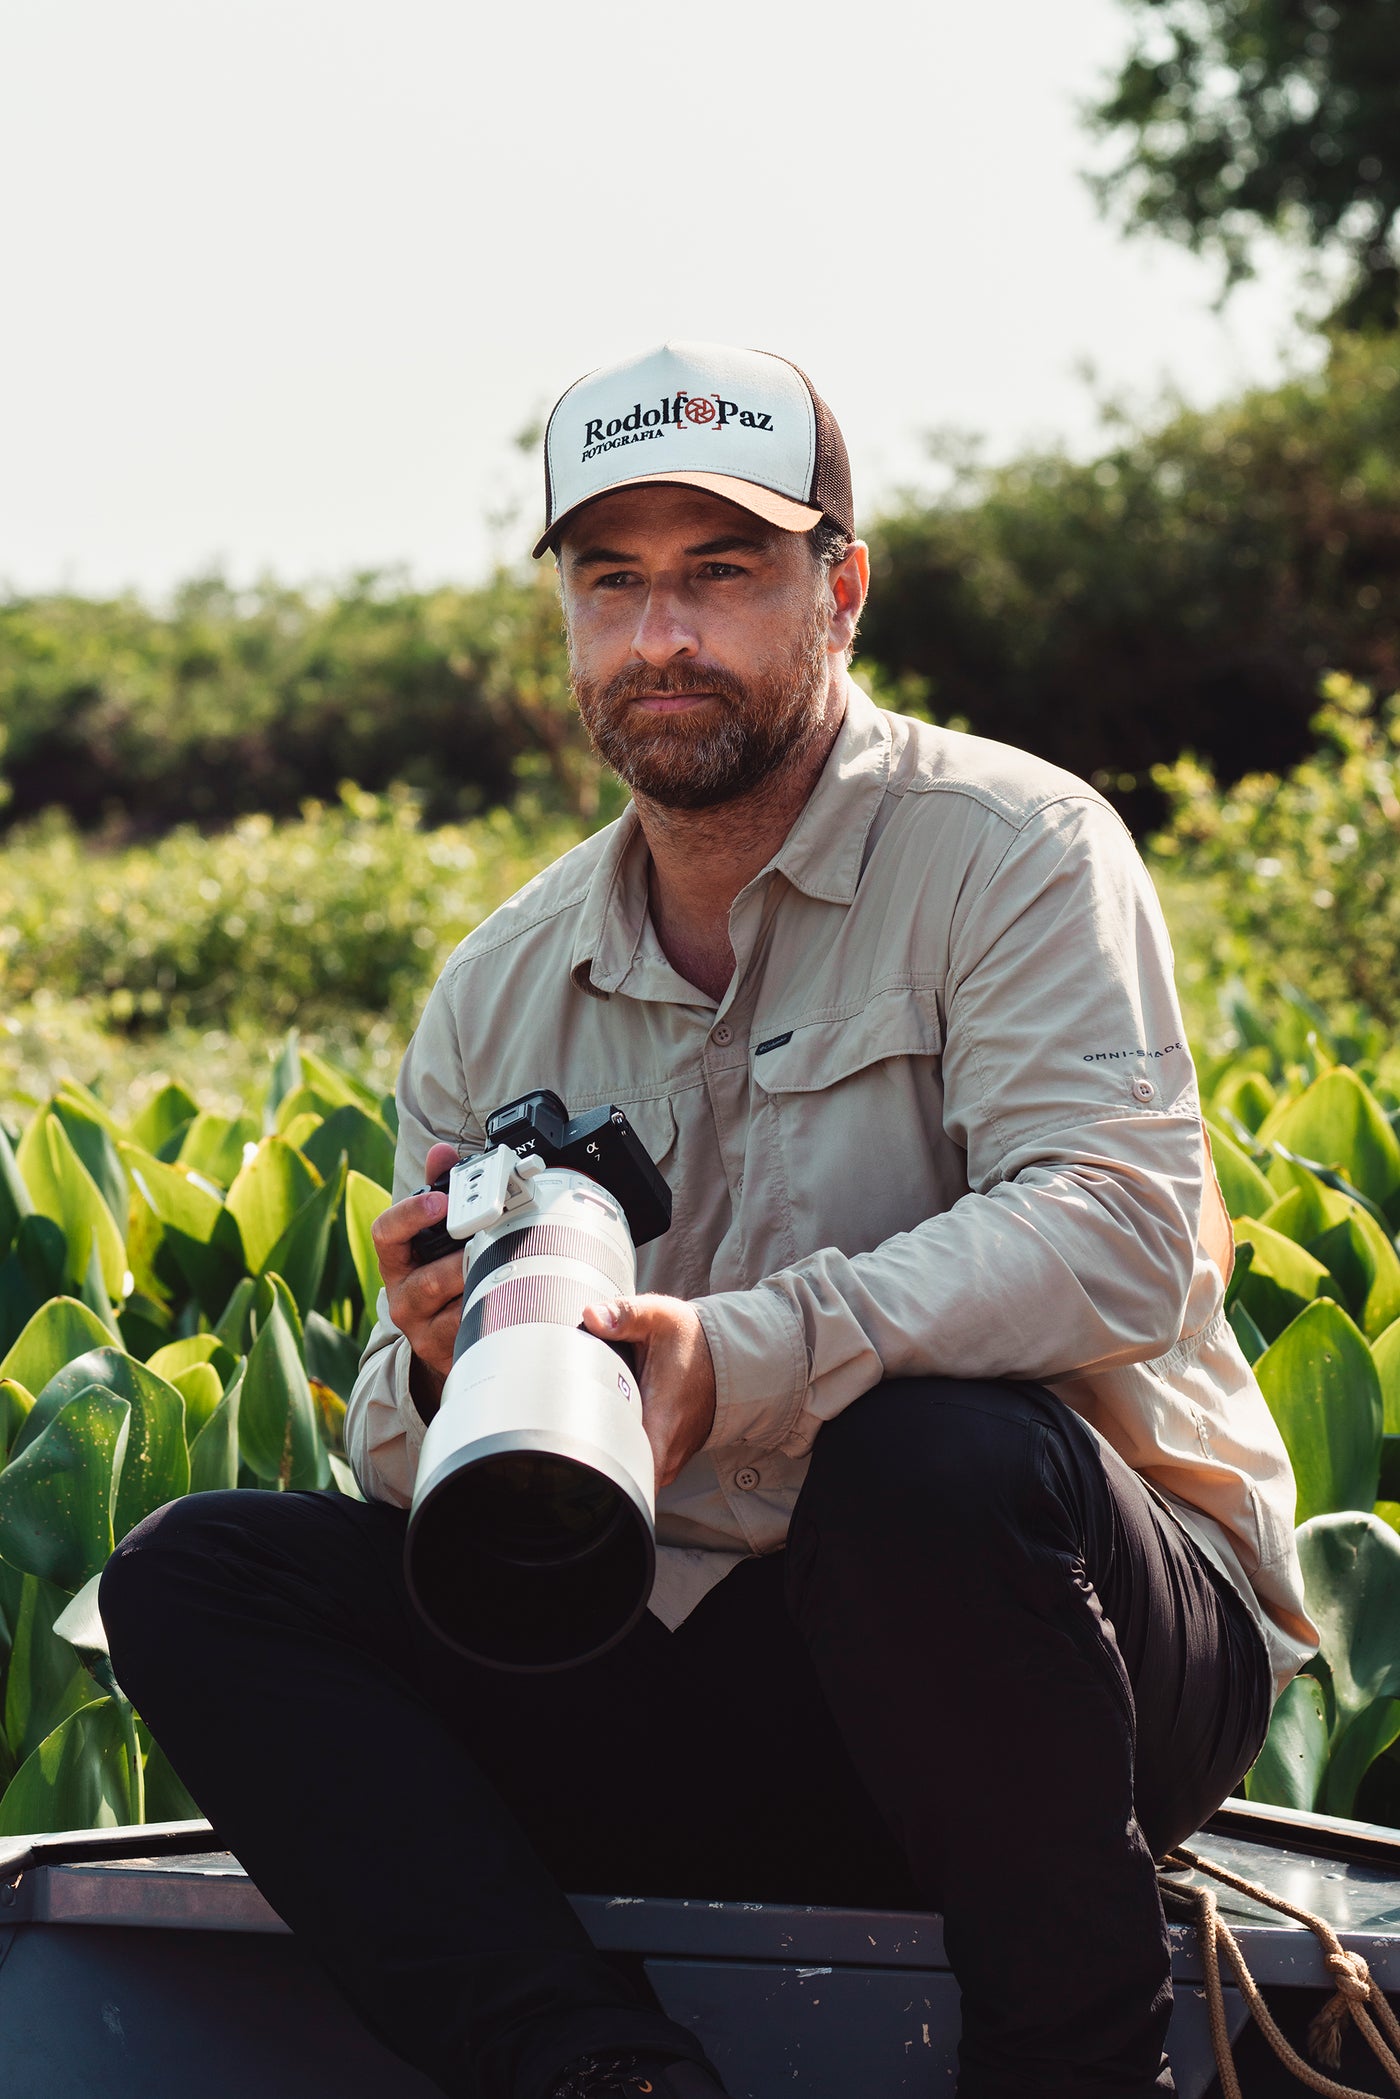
403,1090,672,1672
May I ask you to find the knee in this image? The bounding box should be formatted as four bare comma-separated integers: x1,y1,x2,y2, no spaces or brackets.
100,1491,253,1661
798,1377,1051,1553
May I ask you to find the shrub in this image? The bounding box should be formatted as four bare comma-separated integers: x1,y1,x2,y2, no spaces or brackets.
0,786,593,1040
1149,673,1400,1028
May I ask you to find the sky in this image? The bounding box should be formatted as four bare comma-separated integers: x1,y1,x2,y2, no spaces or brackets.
0,0,1309,600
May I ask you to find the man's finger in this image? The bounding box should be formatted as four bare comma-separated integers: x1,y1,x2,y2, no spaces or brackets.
392,1252,465,1324
424,1141,460,1183
371,1185,449,1281
581,1295,653,1338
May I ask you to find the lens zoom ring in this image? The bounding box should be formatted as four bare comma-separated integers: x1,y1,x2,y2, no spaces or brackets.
459,1274,603,1351
465,1223,632,1297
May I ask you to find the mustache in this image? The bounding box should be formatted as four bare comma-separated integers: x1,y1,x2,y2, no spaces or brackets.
593,662,750,709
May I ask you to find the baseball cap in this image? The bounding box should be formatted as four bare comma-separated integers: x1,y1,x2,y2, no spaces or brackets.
533,340,854,559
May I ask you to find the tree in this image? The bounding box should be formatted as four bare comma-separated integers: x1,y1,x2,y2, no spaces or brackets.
1088,0,1400,330
860,334,1400,830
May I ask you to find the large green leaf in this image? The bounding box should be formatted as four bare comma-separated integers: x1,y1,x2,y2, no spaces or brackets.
1205,1120,1273,1221
140,1728,200,1822
171,1362,223,1440
238,1293,328,1489
344,1171,391,1329
300,1048,381,1115
121,1141,246,1321
0,1696,135,1836
226,1138,319,1276
1231,1218,1339,1343
0,1297,115,1397
51,1094,129,1236
1323,1697,1400,1818
264,1031,305,1132
188,1368,242,1494
11,1347,189,1541
146,1333,240,1390
0,1387,130,1592
129,1081,198,1156
52,1571,121,1701
1255,1300,1382,1521
0,1125,34,1260
1376,1319,1400,1433
211,1275,258,1352
1227,1300,1267,1364
1261,1068,1400,1209
1261,1175,1400,1339
1245,1672,1328,1811
302,1104,396,1191
261,1155,346,1316
17,1114,126,1301
1296,1513,1400,1744
177,1110,257,1190
0,1377,33,1463
305,1310,363,1401
3,1574,89,1764
0,1218,68,1363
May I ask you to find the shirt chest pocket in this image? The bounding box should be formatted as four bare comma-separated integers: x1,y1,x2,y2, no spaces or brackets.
750,988,958,1259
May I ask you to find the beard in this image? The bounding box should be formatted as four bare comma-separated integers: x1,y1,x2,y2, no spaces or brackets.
569,602,831,812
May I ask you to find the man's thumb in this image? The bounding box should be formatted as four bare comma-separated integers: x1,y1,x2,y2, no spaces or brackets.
583,1298,634,1335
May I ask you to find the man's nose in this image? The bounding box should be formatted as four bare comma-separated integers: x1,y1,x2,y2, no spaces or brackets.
629,584,699,667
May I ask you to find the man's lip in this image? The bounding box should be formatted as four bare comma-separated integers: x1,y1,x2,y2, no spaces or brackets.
631,691,718,713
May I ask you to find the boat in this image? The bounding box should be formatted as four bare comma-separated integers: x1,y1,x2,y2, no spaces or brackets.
1,1796,1398,2096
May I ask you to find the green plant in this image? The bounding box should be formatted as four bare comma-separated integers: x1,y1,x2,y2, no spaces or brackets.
1151,674,1400,1028
1195,1008,1400,1818
0,1035,393,1832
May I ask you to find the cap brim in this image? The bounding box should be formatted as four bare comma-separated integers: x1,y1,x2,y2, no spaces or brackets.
533,471,824,559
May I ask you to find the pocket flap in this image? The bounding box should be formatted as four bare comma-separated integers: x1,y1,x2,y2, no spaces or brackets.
753,987,941,1094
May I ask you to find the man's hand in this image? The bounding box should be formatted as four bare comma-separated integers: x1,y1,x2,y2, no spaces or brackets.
369,1140,464,1421
580,1293,716,1491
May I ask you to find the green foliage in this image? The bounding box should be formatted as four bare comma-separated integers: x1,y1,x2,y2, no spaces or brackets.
1194,1019,1400,1820
1089,0,1400,329
862,337,1400,826
0,1038,396,1833
1151,674,1400,1027
0,569,597,835
0,786,584,1040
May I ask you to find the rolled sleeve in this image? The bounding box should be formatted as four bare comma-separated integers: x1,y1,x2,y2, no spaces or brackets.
695,1283,810,1453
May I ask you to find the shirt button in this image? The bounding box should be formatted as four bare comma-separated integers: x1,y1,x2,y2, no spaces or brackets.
1131,1078,1156,1102
711,1022,733,1045
734,1466,760,1491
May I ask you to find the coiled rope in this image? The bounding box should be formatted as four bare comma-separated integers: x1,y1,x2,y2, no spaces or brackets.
1158,1844,1400,2098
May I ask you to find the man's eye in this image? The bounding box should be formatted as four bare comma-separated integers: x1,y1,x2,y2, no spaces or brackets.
699,562,744,579
595,571,636,589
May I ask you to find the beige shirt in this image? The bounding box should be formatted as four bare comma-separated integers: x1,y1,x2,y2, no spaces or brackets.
347,679,1316,1697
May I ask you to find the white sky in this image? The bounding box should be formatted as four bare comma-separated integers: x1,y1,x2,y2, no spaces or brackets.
0,0,1307,600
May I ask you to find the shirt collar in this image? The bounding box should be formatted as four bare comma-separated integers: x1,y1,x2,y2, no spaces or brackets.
569,673,892,997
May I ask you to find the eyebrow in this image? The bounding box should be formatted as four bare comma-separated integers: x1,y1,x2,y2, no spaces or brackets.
569,533,775,569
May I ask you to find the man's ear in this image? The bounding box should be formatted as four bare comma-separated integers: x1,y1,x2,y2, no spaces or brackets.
827,541,870,655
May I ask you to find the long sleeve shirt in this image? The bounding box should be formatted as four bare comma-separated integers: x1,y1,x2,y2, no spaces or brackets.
345,680,1316,1697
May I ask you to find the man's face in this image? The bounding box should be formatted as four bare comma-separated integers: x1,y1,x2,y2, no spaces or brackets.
558,485,851,811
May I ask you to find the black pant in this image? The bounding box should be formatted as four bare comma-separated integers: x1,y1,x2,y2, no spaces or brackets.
99,1377,1271,2099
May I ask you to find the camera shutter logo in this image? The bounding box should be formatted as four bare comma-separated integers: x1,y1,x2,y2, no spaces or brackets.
684,396,717,425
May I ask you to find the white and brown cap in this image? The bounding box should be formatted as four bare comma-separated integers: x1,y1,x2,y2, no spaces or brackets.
534,340,855,558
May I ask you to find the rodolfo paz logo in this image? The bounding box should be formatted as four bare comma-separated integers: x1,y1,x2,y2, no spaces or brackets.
581,390,774,463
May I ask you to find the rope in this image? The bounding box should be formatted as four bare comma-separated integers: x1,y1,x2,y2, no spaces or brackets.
1158,1844,1400,2097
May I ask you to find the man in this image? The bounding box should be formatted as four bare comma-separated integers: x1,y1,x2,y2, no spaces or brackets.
101,341,1315,2099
